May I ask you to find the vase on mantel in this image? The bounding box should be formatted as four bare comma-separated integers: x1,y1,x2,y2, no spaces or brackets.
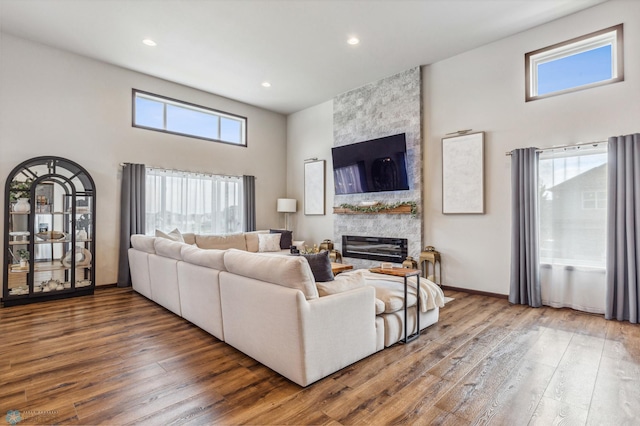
13,198,30,213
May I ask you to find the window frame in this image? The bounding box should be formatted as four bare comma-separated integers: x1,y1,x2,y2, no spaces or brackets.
132,89,248,147
525,24,623,102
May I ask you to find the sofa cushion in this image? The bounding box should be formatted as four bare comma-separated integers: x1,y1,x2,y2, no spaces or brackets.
270,229,293,249
223,249,318,299
154,238,185,260
302,251,334,282
316,270,364,296
130,235,156,254
244,230,269,252
155,228,185,242
258,233,282,252
196,233,247,251
180,244,226,271
182,232,196,245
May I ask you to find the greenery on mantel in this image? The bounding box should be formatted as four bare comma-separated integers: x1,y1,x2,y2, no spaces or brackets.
337,201,418,217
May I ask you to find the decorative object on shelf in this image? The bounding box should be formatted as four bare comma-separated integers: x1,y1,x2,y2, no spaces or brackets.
424,245,436,252
402,256,418,269
17,249,29,268
76,279,91,288
334,201,418,217
329,249,342,263
319,239,334,251
9,231,29,242
61,247,92,268
13,197,31,213
35,231,66,241
9,178,32,202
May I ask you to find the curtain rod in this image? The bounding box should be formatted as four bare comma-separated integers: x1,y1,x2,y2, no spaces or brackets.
119,162,249,179
505,139,608,156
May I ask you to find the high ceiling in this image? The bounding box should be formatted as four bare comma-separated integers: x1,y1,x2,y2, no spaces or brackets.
0,0,607,114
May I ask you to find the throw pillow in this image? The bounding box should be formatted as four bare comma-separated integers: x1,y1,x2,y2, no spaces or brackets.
270,229,293,249
258,233,282,252
155,228,184,243
302,251,334,282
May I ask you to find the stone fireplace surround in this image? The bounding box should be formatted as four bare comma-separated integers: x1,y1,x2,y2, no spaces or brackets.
332,67,422,269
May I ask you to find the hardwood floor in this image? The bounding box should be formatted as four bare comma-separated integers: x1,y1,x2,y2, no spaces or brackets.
1,287,639,425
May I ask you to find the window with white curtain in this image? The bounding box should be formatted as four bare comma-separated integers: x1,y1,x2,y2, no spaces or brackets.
538,144,607,313
145,168,244,235
538,145,608,267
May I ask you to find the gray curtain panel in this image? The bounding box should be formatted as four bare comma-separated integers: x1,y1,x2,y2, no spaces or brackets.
606,134,640,323
117,163,146,287
243,175,256,232
509,148,541,307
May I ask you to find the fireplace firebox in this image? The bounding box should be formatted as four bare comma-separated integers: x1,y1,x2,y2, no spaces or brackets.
342,235,408,263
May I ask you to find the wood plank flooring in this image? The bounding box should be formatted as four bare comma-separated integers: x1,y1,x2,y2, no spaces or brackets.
1,287,639,425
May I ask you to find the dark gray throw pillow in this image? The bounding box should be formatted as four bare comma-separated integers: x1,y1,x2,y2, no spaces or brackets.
270,229,293,249
302,251,335,282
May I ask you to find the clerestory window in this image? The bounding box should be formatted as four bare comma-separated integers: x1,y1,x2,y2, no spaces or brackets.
525,24,623,101
133,89,247,146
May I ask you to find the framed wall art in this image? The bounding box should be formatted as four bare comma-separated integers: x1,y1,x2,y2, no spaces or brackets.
304,160,325,215
442,131,485,214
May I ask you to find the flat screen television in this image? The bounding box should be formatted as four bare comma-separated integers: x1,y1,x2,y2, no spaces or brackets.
331,133,410,194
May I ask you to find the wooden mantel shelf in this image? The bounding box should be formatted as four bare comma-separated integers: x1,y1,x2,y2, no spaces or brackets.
333,203,414,215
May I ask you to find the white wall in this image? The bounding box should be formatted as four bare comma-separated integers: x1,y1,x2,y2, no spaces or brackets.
286,0,640,295
0,33,287,286
286,100,334,247
424,0,640,294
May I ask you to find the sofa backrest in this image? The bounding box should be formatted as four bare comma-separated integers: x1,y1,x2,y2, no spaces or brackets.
131,235,156,254
181,244,226,271
223,249,319,300
196,233,247,251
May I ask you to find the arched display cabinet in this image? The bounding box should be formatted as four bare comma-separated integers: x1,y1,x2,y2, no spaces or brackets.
3,156,95,306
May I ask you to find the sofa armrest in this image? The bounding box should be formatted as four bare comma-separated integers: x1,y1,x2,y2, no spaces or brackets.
219,273,377,386
300,286,378,384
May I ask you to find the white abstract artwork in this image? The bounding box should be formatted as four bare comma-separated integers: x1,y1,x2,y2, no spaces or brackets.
442,132,485,214
304,160,325,215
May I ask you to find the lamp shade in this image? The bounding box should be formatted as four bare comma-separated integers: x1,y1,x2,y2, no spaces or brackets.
277,198,297,213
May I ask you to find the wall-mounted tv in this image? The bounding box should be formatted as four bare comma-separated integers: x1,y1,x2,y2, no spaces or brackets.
331,133,410,195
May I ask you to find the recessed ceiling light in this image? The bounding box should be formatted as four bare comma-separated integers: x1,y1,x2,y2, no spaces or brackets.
142,39,157,47
261,81,272,88
347,37,360,45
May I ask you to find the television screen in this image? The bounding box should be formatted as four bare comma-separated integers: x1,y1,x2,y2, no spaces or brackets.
331,133,409,194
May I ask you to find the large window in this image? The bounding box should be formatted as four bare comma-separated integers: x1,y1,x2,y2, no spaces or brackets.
145,168,244,235
133,90,247,146
525,24,623,101
538,145,607,268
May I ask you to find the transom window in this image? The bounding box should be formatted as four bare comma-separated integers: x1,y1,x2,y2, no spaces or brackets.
525,24,623,101
133,90,247,146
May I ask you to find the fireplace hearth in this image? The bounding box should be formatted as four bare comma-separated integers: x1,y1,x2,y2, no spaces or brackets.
342,235,408,263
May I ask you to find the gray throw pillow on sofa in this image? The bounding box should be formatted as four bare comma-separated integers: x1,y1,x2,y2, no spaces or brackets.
302,251,334,282
270,229,293,249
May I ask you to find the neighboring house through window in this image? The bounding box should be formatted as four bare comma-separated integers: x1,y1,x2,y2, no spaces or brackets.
145,167,244,235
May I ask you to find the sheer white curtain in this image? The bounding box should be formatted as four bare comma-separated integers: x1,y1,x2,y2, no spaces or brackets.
145,168,244,235
538,144,607,313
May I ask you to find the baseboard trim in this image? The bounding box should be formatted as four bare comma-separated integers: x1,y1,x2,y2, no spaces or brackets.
440,285,508,300
95,283,119,290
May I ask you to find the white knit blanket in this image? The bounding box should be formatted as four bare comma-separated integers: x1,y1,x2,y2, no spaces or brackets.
358,269,445,312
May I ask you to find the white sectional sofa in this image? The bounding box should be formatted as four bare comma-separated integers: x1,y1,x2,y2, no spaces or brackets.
128,233,442,386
